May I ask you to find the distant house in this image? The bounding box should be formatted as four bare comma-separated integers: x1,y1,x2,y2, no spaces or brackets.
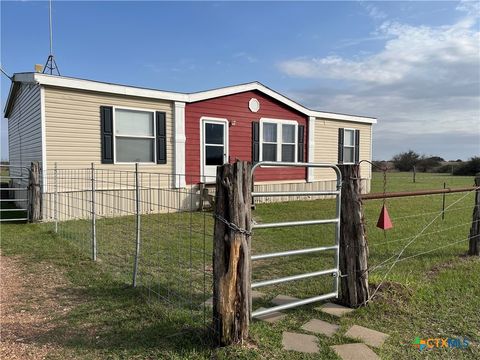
4,72,376,217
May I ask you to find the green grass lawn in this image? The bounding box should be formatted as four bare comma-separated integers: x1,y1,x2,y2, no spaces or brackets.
1,172,479,359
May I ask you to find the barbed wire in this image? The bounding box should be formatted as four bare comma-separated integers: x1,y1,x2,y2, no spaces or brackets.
367,185,479,303
372,236,473,270
388,204,477,222
369,219,479,248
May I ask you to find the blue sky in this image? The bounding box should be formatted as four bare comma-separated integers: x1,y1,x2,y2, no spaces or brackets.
1,1,479,161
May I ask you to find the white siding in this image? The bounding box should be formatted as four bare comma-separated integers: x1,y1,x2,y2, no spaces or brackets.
43,86,174,179
7,83,43,195
312,118,372,193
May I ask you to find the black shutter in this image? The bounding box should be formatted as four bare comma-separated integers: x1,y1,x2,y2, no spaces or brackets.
297,125,305,162
156,112,167,164
100,106,113,164
252,122,259,162
338,128,344,164
354,129,360,164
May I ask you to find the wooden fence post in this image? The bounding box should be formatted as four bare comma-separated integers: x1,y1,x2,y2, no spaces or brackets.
338,164,369,307
29,161,41,222
213,160,252,346
468,175,480,256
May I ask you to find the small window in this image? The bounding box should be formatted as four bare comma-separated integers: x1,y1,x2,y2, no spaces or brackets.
115,109,155,163
281,124,295,162
262,122,278,161
260,120,298,162
343,129,355,163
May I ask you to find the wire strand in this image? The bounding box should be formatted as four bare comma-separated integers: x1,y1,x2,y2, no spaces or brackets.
368,185,479,303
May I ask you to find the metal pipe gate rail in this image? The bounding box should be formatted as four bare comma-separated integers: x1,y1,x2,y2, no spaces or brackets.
250,162,342,318
0,165,31,222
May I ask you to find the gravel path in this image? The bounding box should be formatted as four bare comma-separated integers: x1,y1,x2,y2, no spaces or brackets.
1,255,76,359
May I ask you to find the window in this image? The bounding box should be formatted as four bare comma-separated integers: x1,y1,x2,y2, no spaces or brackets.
204,122,225,165
260,120,297,162
281,124,296,162
343,129,355,163
262,123,277,161
115,108,155,163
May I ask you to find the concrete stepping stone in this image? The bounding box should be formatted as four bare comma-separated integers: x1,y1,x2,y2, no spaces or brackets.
331,343,379,360
316,302,354,317
282,331,319,353
271,294,299,306
252,290,266,301
253,307,286,323
344,325,389,348
301,318,339,337
200,291,265,308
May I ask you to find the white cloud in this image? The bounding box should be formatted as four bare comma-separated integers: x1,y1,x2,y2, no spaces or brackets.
360,2,387,21
279,19,479,85
277,4,480,160
233,52,258,64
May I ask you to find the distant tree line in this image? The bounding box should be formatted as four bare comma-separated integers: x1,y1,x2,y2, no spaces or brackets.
373,150,479,176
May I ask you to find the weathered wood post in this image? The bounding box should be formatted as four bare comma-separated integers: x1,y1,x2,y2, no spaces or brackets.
213,160,252,346
338,164,369,307
29,161,41,222
468,175,480,256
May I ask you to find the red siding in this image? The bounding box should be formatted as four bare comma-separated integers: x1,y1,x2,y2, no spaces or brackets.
185,90,308,184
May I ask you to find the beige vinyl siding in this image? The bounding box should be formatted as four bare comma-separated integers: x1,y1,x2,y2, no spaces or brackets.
312,118,372,193
43,86,174,189
7,83,43,196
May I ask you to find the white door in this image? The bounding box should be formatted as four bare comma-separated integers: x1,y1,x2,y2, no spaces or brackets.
201,119,228,182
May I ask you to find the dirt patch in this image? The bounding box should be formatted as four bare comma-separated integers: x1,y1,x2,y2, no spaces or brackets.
0,255,80,359
368,281,413,306
425,254,475,279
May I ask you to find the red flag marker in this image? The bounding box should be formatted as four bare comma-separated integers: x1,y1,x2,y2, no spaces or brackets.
376,205,393,230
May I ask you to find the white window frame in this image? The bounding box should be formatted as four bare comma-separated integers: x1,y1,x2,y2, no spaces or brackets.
113,106,157,164
259,118,298,162
343,128,356,165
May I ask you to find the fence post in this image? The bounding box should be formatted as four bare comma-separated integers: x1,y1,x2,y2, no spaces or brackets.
54,162,58,232
132,163,141,287
413,166,416,183
442,182,446,221
29,161,41,222
468,175,480,256
91,162,97,261
213,160,252,346
338,164,369,307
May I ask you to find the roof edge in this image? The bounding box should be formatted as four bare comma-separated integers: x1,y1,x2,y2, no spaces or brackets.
5,72,377,124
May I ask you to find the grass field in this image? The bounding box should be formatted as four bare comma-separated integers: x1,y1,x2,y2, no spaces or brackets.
1,172,479,359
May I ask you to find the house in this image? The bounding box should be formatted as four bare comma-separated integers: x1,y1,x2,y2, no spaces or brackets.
4,72,376,218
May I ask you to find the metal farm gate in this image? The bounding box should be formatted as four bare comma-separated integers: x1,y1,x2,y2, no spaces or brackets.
0,165,31,223
250,162,342,318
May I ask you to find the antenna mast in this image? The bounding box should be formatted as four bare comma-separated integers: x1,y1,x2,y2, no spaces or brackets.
43,0,60,75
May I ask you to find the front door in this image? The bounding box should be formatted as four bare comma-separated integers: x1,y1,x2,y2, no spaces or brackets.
201,118,228,182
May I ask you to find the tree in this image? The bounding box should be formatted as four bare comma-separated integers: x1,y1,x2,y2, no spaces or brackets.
453,157,480,176
416,156,442,172
391,150,421,172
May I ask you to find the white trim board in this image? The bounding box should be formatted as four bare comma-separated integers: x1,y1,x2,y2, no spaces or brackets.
307,116,315,182
174,102,186,188
40,86,47,192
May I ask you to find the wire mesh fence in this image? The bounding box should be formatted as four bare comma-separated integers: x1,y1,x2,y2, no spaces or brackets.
43,164,218,332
